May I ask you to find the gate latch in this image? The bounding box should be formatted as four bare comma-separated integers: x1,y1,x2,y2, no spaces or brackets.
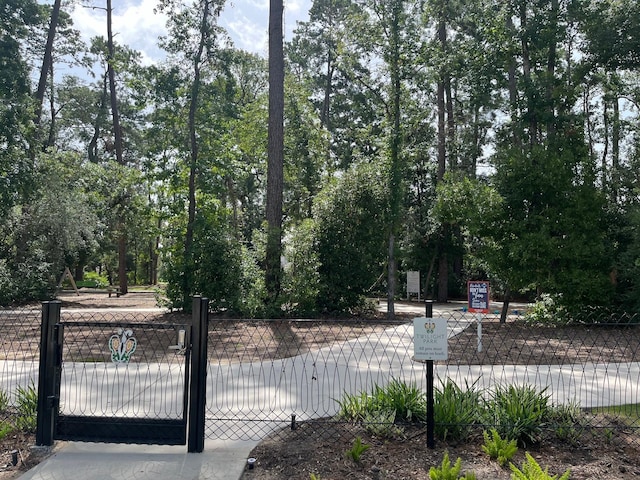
168,329,186,354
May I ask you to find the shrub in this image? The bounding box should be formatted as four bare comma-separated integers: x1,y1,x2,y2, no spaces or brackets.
282,219,320,316
548,401,585,444
0,421,13,440
0,389,9,412
15,382,38,433
482,428,518,467
510,452,570,480
434,379,483,442
82,271,108,288
429,452,477,480
345,436,370,463
313,162,390,313
487,385,550,447
524,294,568,325
362,409,404,437
336,378,426,437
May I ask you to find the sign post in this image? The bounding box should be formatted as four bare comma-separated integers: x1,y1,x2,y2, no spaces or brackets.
467,281,490,352
414,301,448,448
407,271,420,301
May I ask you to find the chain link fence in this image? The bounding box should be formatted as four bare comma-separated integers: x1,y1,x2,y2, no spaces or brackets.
204,311,640,444
1,305,639,447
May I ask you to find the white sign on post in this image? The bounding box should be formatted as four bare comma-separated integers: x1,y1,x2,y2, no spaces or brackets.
413,317,448,361
407,271,420,300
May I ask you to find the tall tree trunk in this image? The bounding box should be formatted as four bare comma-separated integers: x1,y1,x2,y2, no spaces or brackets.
612,94,620,202
181,0,213,310
436,11,448,303
506,13,521,150
519,2,537,147
265,0,285,309
107,0,128,295
386,0,403,319
88,74,109,163
500,286,511,324
545,0,558,140
46,61,56,149
34,0,61,128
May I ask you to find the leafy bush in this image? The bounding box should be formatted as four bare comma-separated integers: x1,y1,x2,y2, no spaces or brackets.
313,162,390,313
486,385,550,447
482,428,518,467
345,436,370,463
434,379,483,442
237,243,267,318
362,409,403,437
336,378,426,436
82,271,108,288
282,219,320,316
0,421,13,440
548,401,585,444
0,256,52,306
429,452,477,480
510,452,570,480
0,389,9,412
524,294,568,325
15,382,38,433
163,207,244,313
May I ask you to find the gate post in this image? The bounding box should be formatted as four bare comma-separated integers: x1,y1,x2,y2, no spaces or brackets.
36,301,61,446
188,296,209,453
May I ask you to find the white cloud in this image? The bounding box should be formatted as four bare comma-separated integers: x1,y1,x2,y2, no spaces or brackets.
70,0,167,65
67,0,309,62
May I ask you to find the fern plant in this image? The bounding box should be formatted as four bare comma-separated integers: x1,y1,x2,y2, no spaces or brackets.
429,452,476,480
482,429,518,466
510,452,570,480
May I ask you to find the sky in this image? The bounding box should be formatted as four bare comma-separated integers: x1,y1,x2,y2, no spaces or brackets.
66,0,311,64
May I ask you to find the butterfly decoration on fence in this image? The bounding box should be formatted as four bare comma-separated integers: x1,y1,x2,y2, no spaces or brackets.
109,328,137,363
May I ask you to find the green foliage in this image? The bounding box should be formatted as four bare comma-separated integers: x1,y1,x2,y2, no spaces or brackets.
510,452,570,480
482,429,518,467
163,205,244,313
15,382,37,433
0,256,52,306
313,161,389,313
524,294,568,325
82,271,108,288
282,219,320,316
429,452,476,480
337,378,426,426
486,385,550,447
0,389,9,412
617,207,640,312
362,409,404,438
434,379,483,442
345,436,370,463
237,244,268,318
0,421,13,441
490,143,612,309
548,401,585,444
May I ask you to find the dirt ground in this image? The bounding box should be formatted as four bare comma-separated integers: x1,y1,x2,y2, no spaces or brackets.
243,421,640,480
3,291,640,479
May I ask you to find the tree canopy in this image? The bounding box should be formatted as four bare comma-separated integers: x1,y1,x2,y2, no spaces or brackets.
1,0,639,316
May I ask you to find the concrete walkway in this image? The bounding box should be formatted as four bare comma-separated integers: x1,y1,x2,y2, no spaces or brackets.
10,301,640,479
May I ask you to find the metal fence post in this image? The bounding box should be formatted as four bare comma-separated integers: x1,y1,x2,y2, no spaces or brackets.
425,300,435,449
188,296,209,453
36,301,61,446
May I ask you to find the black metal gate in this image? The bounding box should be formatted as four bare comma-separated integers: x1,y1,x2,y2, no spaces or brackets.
36,297,209,452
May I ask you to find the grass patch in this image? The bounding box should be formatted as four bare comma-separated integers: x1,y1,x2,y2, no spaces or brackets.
590,403,640,426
